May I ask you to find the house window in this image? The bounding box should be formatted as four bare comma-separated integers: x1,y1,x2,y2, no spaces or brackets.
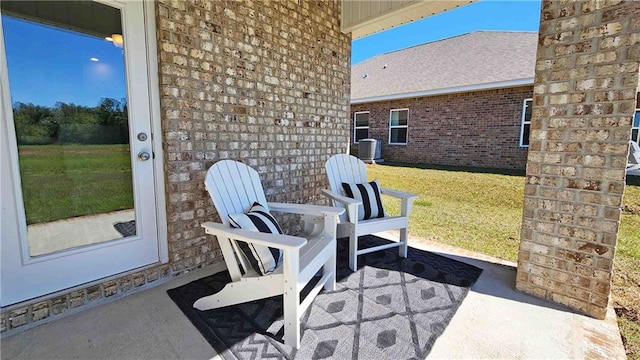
633,109,639,143
520,99,533,147
353,111,369,143
389,108,408,145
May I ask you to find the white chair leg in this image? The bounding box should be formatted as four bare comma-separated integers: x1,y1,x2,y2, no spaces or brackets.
349,229,358,271
283,249,301,348
399,227,408,258
283,286,301,348
324,252,337,291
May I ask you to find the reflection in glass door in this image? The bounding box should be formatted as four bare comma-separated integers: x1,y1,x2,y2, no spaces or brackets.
0,0,160,306
2,1,136,257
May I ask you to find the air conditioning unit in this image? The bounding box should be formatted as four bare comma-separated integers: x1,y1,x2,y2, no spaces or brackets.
358,139,383,164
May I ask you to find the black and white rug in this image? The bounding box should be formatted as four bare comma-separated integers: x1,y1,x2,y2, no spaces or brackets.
113,220,136,238
167,235,482,359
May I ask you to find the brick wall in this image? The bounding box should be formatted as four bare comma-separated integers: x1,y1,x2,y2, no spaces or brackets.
516,0,640,319
157,0,350,274
350,86,532,170
1,0,350,334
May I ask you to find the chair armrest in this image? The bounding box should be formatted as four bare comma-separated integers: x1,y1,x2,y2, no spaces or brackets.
321,189,361,223
267,202,344,218
201,222,306,249
320,189,361,206
380,187,418,217
380,187,418,200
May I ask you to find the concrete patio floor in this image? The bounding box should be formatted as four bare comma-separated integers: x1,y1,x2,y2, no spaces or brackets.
1,232,627,360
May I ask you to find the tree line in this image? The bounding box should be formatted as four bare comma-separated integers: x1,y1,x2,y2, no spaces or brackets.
12,98,129,145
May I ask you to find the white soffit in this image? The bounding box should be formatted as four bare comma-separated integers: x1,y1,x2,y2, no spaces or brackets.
342,0,477,39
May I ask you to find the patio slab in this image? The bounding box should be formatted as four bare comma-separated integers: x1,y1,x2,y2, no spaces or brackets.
404,234,626,360
1,233,626,360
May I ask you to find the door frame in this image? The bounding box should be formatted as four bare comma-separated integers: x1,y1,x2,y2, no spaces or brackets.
0,0,167,306
142,0,168,265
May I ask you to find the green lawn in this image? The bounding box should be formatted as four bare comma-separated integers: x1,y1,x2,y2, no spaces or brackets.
18,144,134,224
368,163,640,359
371,165,525,259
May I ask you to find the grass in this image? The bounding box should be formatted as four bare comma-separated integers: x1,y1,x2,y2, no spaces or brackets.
615,183,640,359
18,144,134,224
368,163,640,359
370,164,525,259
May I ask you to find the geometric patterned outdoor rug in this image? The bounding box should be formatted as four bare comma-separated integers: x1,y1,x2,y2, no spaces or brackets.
113,220,136,237
167,235,482,359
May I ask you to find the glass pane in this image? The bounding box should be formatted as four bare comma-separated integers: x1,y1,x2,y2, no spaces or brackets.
390,128,407,144
524,100,532,122
355,129,368,142
522,124,531,146
355,112,369,127
2,1,135,257
390,110,408,126
632,129,638,143
634,111,639,128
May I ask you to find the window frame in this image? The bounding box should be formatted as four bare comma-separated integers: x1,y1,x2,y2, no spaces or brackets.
519,99,533,148
353,111,370,144
388,108,409,145
633,108,639,143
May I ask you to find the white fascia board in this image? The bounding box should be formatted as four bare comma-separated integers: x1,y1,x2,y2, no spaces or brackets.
351,78,534,104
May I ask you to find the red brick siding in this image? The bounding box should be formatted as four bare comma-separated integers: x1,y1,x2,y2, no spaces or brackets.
350,86,533,170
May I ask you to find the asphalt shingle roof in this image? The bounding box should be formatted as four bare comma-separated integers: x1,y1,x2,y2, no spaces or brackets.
351,31,538,101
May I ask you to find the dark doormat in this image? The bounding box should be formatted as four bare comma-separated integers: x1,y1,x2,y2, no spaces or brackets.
113,220,136,237
167,235,482,359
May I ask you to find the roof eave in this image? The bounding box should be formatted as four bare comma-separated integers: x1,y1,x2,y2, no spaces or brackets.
351,78,535,104
342,0,477,40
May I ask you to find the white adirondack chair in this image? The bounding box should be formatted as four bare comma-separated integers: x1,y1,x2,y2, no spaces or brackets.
627,140,640,175
322,154,418,271
195,160,343,348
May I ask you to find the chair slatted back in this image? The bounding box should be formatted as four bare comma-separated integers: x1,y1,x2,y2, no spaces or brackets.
205,160,269,223
325,154,368,221
204,160,269,279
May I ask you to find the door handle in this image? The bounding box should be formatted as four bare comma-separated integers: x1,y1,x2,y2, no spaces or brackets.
138,152,151,161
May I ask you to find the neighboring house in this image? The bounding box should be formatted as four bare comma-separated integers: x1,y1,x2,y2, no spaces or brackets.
350,31,538,170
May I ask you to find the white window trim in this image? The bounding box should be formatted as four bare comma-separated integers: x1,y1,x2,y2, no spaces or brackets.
353,111,369,144
633,108,640,143
519,99,533,148
388,108,409,145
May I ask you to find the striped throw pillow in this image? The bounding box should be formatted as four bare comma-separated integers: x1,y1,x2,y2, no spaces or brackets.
228,202,284,275
341,181,385,221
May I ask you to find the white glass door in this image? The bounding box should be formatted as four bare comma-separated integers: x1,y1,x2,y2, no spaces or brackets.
0,0,160,306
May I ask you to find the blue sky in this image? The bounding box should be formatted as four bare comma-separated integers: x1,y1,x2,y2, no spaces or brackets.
3,0,541,107
3,15,126,107
352,0,542,64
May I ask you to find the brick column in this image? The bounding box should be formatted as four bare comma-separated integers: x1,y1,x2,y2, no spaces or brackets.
516,0,640,319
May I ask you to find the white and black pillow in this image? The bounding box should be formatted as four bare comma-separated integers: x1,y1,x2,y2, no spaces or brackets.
341,180,385,221
228,202,284,275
